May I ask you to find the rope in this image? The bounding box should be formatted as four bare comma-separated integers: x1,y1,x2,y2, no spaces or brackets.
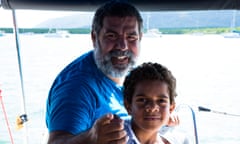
0,89,15,144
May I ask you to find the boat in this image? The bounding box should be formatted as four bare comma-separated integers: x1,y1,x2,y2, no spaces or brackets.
44,30,70,38
0,30,5,37
144,13,162,37
222,10,240,38
144,28,162,37
0,1,240,144
222,32,240,38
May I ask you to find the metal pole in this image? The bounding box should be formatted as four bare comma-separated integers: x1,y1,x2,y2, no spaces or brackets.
11,9,29,144
176,104,199,144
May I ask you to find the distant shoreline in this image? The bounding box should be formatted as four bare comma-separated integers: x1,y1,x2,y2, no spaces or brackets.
1,27,240,34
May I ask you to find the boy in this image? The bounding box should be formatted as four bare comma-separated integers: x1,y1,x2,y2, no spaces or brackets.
123,62,178,144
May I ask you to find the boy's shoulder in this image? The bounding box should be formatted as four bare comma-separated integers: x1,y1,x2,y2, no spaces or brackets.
124,119,141,144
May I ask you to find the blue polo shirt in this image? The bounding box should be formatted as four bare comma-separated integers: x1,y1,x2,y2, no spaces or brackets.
46,50,128,135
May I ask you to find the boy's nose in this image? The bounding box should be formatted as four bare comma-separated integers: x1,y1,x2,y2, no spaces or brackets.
145,103,160,112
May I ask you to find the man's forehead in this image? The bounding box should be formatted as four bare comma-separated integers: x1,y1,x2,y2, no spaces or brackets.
103,16,138,26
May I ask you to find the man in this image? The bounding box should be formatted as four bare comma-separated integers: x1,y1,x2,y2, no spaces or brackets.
46,1,143,143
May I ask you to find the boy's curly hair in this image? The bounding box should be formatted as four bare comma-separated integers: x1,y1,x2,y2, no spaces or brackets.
123,62,177,104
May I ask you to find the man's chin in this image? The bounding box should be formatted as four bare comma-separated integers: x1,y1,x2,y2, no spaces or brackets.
109,68,128,78
113,63,130,69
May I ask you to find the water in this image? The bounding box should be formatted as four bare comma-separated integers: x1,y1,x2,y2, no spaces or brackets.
0,34,240,144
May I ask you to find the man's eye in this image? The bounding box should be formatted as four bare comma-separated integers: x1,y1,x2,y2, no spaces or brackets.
127,35,138,41
106,33,117,40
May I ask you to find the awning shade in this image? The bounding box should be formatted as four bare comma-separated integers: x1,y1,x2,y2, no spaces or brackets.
1,0,240,11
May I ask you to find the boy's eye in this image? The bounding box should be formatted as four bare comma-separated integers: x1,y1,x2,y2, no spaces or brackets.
135,98,168,105
157,98,169,106
158,99,167,103
136,98,147,103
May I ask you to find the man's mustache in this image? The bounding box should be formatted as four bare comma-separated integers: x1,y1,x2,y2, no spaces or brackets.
109,50,133,57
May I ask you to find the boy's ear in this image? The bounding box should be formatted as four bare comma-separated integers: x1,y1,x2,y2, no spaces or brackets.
124,100,132,115
169,103,176,113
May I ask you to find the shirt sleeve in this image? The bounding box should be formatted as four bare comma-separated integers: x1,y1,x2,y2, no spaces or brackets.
47,78,96,135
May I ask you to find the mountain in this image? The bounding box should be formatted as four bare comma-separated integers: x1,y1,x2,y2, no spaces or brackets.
35,13,94,28
141,11,240,28
35,10,240,29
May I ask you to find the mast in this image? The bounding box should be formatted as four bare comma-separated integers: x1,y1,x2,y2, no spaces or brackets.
146,12,150,31
11,10,29,144
230,10,236,32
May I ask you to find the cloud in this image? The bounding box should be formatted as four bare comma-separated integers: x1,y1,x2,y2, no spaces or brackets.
0,8,82,28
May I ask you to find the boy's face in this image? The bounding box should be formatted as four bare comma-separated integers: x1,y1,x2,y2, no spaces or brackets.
125,80,175,133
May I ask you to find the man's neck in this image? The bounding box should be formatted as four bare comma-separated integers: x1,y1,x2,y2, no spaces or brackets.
108,76,124,85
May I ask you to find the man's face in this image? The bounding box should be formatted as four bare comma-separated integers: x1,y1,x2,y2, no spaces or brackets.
93,16,142,78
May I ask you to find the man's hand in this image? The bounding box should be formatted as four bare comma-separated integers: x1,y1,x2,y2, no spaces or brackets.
90,113,128,144
167,112,180,127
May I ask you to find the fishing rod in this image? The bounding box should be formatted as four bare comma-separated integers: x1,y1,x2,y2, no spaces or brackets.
198,106,240,117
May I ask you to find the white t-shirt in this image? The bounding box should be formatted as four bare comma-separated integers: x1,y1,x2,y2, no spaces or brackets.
124,119,190,144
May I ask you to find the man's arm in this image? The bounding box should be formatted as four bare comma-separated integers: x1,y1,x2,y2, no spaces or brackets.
48,130,93,144
166,113,180,127
160,113,180,135
47,114,128,144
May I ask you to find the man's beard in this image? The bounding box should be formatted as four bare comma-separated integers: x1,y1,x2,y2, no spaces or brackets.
94,40,137,78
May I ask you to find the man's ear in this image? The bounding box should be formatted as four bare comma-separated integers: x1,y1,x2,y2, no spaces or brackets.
139,32,143,41
124,100,132,115
169,103,176,113
91,31,97,48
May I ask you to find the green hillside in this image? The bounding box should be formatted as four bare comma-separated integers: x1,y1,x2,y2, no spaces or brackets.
1,10,239,34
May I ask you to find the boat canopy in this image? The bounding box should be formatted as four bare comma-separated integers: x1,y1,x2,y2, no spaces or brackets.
1,0,240,11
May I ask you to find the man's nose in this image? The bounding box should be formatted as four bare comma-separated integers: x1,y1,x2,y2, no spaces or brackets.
116,36,127,50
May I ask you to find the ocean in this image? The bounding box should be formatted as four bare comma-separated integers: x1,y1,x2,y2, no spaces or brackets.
0,34,240,144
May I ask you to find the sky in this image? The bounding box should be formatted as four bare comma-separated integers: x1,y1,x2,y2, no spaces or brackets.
0,7,77,28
